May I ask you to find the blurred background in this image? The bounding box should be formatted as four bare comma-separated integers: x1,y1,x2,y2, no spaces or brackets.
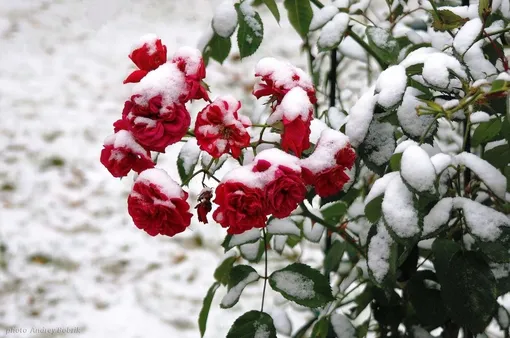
0,0,319,337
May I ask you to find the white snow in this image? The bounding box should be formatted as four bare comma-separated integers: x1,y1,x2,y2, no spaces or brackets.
317,13,349,50
363,120,395,166
310,5,339,31
273,235,287,253
271,271,315,300
345,92,377,147
254,324,270,338
331,313,356,338
422,53,467,89
365,172,399,205
430,153,453,174
132,33,159,55
303,218,325,243
136,168,184,200
498,306,510,329
178,139,201,176
454,198,510,241
453,18,483,55
229,228,261,247
397,87,435,138
267,218,301,236
394,139,418,154
382,175,420,238
375,65,407,108
367,221,393,283
455,152,507,199
338,36,368,62
220,271,259,308
240,240,261,261
300,128,350,174
423,198,453,236
470,111,492,123
254,57,314,93
400,145,436,193
267,308,292,336
239,1,263,37
171,46,204,77
105,130,149,157
269,87,312,123
212,1,238,38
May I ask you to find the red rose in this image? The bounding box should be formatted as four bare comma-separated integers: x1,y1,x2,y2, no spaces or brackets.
335,145,356,169
100,130,154,177
124,35,167,83
195,188,213,224
264,165,306,218
314,166,351,197
194,96,251,159
171,47,210,102
213,181,266,234
127,168,192,237
253,58,316,108
122,95,191,152
281,116,311,158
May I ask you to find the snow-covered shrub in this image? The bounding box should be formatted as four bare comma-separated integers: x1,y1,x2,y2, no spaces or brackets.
101,0,510,337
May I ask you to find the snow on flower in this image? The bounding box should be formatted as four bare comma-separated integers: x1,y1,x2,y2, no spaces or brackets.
100,130,154,177
124,34,168,83
171,46,210,102
194,95,251,159
127,168,193,237
301,129,356,197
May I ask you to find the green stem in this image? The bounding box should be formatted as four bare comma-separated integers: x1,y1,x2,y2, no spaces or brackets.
347,27,388,69
310,0,324,9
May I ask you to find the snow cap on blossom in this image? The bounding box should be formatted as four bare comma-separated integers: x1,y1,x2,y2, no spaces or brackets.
124,34,168,83
194,95,251,159
171,47,210,102
268,87,313,157
301,129,356,197
213,149,306,234
253,57,316,105
128,168,192,237
100,130,154,177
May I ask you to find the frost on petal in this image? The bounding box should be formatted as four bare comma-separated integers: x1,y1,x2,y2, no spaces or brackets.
267,218,301,236
422,53,467,89
400,145,436,193
365,172,399,205
362,120,395,167
454,197,510,242
220,271,259,308
423,198,453,236
455,152,507,199
331,313,356,338
310,5,339,31
271,271,316,300
212,1,238,38
367,221,394,284
345,92,377,147
375,65,407,108
317,13,349,50
453,18,483,54
382,175,420,239
397,87,435,139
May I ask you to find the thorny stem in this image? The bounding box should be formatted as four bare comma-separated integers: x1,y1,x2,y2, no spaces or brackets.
260,227,268,312
299,202,366,258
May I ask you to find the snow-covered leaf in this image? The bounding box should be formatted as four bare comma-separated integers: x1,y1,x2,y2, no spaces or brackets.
422,198,453,237
366,27,399,65
214,255,237,285
431,9,467,31
226,311,277,338
235,2,264,58
283,0,313,38
324,240,345,274
221,265,259,308
177,139,201,186
320,201,348,224
273,235,287,254
317,13,349,51
471,118,502,147
367,221,397,286
375,65,407,109
310,5,339,31
269,263,334,307
331,313,356,338
205,33,232,64
359,119,396,175
303,219,325,243
267,218,300,236
212,1,238,38
400,145,436,193
345,92,377,147
240,240,264,262
222,228,261,250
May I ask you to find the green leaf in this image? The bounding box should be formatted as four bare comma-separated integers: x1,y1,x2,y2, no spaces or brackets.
366,27,400,65
477,238,510,263
177,140,201,186
198,282,220,337
207,33,231,64
479,0,490,19
406,270,448,329
441,251,498,333
431,9,468,31
221,265,260,309
432,238,461,282
226,311,277,338
235,2,264,58
353,285,374,317
269,263,334,308
263,0,280,23
365,195,383,223
320,201,348,224
483,144,510,170
366,222,398,288
240,239,265,263
324,240,345,274
489,79,508,94
311,317,329,338
359,120,396,175
284,0,313,38
222,229,261,251
389,152,402,172
492,262,510,295
214,255,237,285
406,63,424,77
471,118,502,147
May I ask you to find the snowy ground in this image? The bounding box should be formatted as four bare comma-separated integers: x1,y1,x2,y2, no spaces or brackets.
0,1,329,337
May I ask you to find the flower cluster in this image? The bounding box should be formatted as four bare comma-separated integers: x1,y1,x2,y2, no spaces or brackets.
101,36,356,238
